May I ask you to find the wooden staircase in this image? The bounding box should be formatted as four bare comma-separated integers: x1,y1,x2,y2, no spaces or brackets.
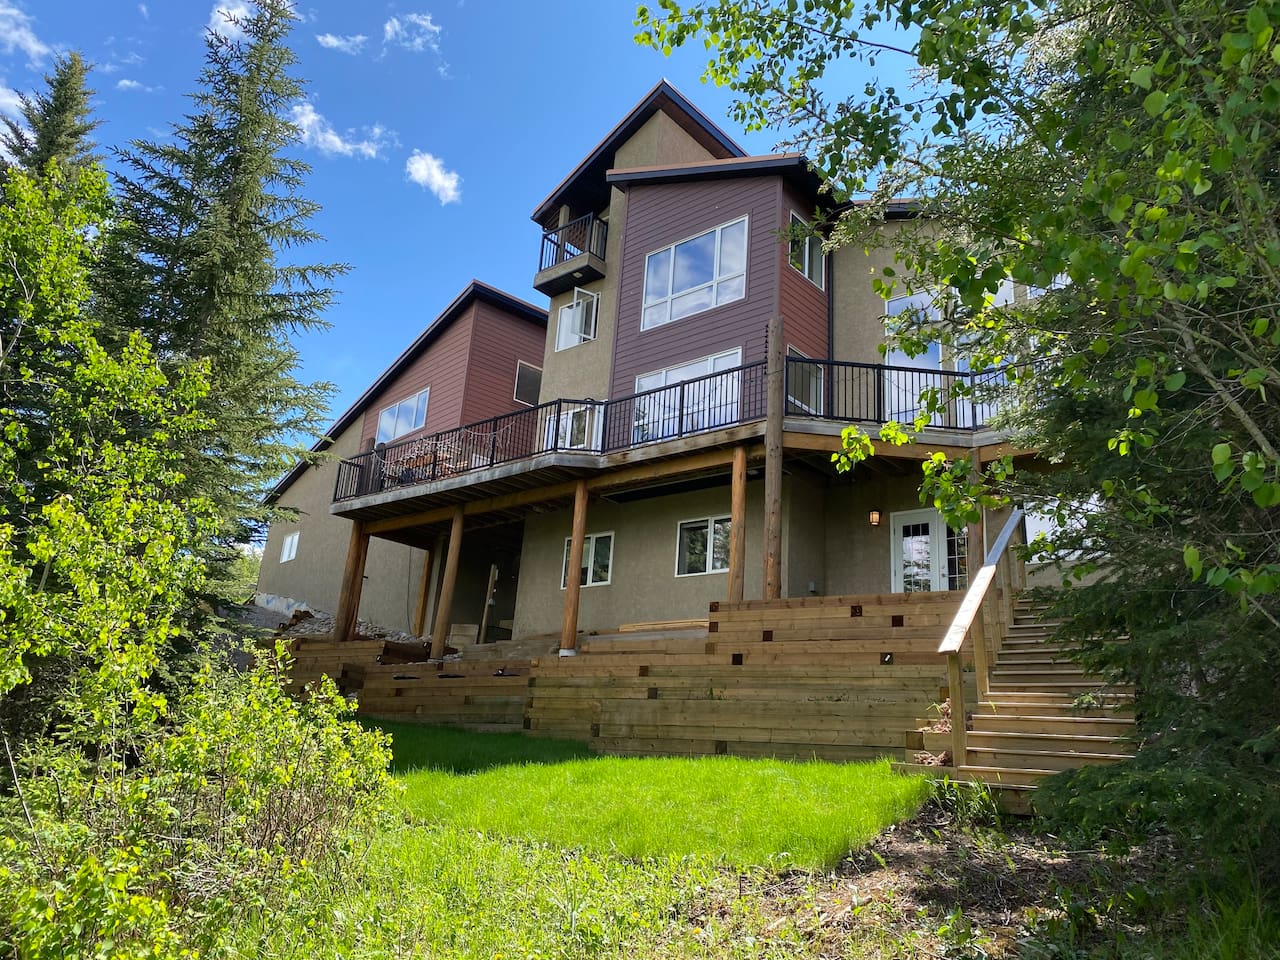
947,599,1135,799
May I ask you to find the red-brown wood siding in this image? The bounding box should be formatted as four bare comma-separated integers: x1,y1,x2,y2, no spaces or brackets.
359,304,476,449
779,183,830,359
609,176,783,397
460,301,549,423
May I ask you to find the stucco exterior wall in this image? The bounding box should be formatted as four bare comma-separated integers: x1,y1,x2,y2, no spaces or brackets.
784,470,829,598
612,109,718,170
829,221,905,364
823,471,933,596
257,423,428,635
511,481,767,639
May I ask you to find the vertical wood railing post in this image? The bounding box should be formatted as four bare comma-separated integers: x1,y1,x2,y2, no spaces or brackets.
728,444,748,603
429,508,465,660
948,651,967,767
763,316,785,600
560,479,590,654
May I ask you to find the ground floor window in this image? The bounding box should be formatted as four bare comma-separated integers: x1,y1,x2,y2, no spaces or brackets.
562,531,613,588
675,516,731,576
890,508,967,592
279,531,299,563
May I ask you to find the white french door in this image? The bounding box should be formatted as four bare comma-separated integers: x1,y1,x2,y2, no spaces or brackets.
890,508,969,593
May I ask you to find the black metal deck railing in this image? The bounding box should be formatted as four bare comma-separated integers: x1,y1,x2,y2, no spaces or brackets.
333,358,1011,503
538,212,607,273
784,356,1012,430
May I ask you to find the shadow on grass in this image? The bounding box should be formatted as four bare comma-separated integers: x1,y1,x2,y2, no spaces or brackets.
362,719,591,775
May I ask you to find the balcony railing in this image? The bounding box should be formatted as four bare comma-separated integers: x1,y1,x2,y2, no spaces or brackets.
333,358,1015,504
784,356,1013,430
538,213,607,273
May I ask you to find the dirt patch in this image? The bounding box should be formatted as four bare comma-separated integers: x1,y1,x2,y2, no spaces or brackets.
683,800,1165,958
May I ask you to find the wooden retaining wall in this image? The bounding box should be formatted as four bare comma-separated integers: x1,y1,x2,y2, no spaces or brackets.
282,592,966,759
527,592,963,761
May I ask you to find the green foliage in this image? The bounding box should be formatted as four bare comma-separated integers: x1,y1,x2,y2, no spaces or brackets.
0,166,393,957
95,0,340,593
0,51,100,178
638,0,1280,877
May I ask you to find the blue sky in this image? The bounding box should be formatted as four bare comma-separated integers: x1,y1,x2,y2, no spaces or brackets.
1,1,892,426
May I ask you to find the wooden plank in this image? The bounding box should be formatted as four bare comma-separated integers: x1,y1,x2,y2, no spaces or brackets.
412,545,435,638
728,443,747,603
332,520,370,642
561,479,589,652
763,315,784,600
429,507,465,659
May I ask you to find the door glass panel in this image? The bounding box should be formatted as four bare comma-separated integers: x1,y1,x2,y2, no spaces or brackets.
900,520,934,593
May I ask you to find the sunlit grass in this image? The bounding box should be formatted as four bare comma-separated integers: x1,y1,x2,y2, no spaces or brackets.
374,721,930,871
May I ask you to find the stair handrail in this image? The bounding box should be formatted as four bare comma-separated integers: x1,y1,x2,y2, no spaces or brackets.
936,506,1024,768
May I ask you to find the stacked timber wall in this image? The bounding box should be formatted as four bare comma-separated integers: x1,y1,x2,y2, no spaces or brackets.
527,592,962,761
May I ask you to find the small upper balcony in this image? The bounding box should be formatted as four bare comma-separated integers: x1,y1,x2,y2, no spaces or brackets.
533,212,607,297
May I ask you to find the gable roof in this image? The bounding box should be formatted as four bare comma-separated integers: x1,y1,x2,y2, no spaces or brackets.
267,280,547,503
530,79,746,226
607,152,825,201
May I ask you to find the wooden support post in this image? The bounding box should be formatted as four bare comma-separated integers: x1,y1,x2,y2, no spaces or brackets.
332,520,370,642
477,563,499,644
971,611,990,700
947,652,967,768
763,315,784,600
560,479,589,654
429,508,465,659
966,458,988,667
411,545,435,638
728,445,747,604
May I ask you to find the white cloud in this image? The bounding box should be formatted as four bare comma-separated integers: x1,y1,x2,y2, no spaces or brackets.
116,78,159,93
405,150,460,204
0,82,23,119
139,3,149,18
383,12,441,53
316,32,367,55
289,101,390,159
0,2,51,64
207,1,252,40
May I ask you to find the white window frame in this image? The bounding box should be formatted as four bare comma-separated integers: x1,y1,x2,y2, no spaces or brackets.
788,211,824,289
632,347,742,443
674,515,732,577
786,345,824,415
555,287,599,351
376,387,429,445
513,360,542,406
279,531,299,563
641,216,748,330
561,531,614,589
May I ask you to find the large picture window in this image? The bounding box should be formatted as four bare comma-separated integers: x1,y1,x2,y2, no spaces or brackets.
561,532,613,588
376,388,429,444
556,287,598,351
642,217,748,330
788,212,824,288
633,348,742,443
675,516,731,576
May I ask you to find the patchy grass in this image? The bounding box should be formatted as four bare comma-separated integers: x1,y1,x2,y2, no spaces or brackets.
232,724,1280,959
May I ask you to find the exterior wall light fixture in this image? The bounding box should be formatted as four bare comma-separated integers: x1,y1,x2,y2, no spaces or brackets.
868,510,881,527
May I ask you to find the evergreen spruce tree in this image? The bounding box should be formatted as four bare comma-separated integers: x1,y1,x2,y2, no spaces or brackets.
96,0,341,593
0,52,99,177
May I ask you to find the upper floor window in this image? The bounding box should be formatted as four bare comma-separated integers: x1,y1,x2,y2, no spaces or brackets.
279,531,299,563
556,287,599,351
642,217,748,330
514,361,542,406
788,212,824,288
376,388,429,444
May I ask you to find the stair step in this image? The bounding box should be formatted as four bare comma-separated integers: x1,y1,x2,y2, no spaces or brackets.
966,730,1135,754
953,765,1059,788
987,681,1134,694
965,746,1131,771
972,713,1135,736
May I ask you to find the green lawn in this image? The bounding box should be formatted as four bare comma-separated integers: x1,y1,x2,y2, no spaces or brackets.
234,723,930,959
375,719,929,869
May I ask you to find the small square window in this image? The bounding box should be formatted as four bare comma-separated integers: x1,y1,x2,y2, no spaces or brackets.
676,516,731,576
514,361,542,406
279,531,299,563
562,532,613,588
788,212,824,289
